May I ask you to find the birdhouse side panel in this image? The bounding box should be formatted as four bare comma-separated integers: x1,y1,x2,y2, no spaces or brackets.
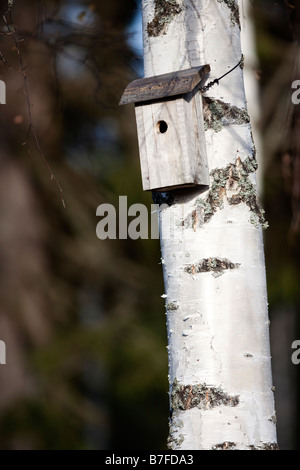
187,90,209,186
134,104,151,190
174,96,198,184
135,99,194,191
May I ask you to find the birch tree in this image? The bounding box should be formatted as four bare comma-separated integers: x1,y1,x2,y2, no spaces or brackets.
141,0,278,449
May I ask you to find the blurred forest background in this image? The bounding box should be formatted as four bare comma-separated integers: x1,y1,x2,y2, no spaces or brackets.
0,0,299,450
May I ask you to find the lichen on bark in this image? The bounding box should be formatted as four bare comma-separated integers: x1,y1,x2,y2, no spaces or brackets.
203,97,250,133
147,0,183,37
167,429,184,449
167,411,185,449
186,156,268,229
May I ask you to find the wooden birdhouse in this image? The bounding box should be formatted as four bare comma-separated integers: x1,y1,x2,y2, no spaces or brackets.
120,65,211,192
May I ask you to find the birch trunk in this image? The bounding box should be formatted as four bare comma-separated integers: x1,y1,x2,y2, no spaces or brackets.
238,0,264,192
142,0,278,450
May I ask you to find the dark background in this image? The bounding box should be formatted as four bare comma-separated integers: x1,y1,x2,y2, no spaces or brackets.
0,0,299,450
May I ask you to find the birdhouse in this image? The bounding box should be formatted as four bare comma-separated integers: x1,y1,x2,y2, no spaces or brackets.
120,65,210,192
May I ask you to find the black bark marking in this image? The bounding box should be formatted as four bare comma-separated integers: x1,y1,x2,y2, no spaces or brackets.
167,432,184,449
203,97,250,133
212,441,237,450
147,0,182,37
170,379,239,411
166,301,179,311
213,442,279,450
248,442,279,450
217,0,240,28
268,415,277,424
185,257,240,277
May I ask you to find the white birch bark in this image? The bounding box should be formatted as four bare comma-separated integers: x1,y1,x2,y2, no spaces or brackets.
238,0,264,192
142,0,278,450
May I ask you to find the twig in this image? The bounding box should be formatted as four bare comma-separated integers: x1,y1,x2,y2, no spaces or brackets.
2,7,66,208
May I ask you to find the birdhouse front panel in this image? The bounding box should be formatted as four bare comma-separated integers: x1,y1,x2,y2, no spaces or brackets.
135,89,209,191
120,66,210,192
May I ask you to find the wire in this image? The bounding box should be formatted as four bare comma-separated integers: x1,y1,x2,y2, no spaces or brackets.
200,55,244,93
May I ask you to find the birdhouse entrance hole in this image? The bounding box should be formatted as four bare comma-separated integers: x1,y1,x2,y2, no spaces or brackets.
157,120,168,134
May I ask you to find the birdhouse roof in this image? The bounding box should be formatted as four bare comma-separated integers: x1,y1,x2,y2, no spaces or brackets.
119,65,210,105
